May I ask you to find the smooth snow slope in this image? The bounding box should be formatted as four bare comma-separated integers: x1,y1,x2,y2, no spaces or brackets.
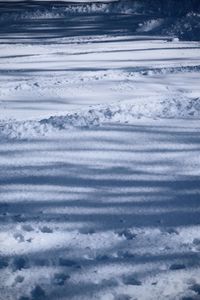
0,2,200,300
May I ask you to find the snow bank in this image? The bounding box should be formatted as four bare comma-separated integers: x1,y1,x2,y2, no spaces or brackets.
1,96,200,139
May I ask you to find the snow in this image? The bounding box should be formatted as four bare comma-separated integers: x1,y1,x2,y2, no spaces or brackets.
0,1,200,300
0,0,199,41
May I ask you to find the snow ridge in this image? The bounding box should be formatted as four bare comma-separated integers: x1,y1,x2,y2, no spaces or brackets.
1,96,200,140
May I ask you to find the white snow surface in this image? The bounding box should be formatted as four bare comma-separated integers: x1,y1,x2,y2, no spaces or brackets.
0,4,200,300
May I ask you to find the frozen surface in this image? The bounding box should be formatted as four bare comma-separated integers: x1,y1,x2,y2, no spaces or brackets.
0,2,200,300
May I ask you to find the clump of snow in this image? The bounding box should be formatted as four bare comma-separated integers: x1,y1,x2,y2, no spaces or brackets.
137,19,164,33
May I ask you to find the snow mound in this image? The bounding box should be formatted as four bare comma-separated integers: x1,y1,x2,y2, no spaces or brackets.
1,96,200,140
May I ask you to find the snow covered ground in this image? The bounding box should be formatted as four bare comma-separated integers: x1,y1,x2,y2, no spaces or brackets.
0,2,200,300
